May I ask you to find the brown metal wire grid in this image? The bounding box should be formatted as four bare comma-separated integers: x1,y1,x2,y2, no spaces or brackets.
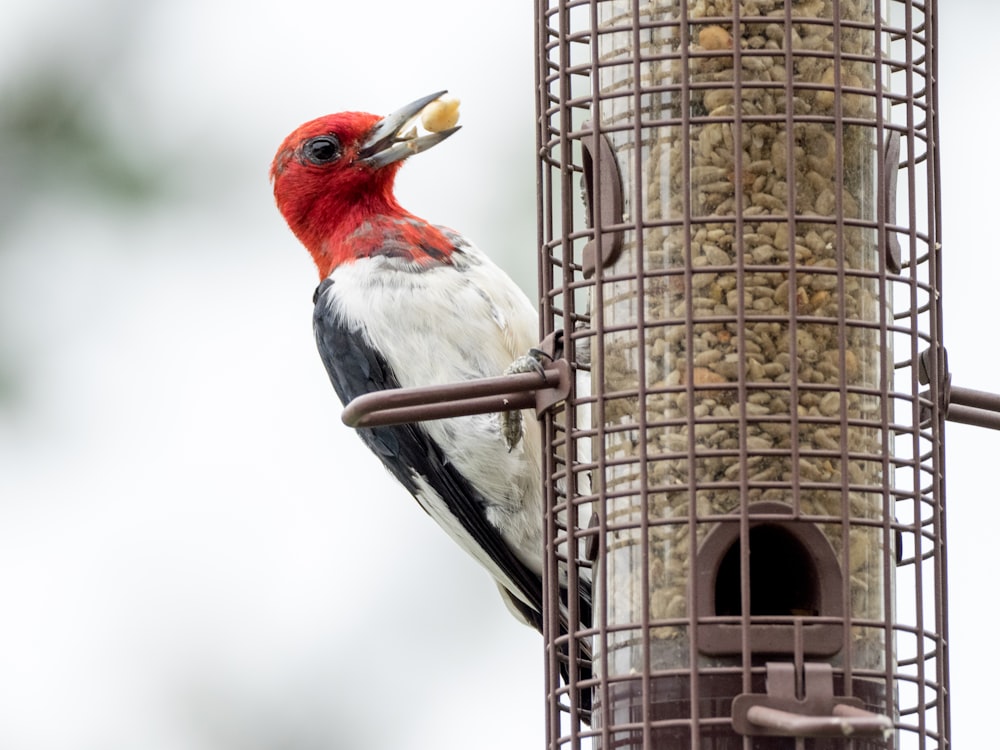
534,1,949,747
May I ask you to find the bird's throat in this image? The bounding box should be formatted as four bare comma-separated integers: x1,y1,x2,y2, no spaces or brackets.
312,212,456,278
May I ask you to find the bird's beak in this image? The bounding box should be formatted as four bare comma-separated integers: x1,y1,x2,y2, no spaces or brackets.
357,91,461,169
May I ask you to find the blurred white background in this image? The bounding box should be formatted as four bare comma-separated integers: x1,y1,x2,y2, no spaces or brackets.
0,1,995,748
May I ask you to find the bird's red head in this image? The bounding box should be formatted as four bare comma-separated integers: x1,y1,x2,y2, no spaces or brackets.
271,91,460,278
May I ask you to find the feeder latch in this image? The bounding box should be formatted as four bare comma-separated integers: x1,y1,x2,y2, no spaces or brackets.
581,127,625,278
881,130,902,274
732,662,893,740
341,331,571,428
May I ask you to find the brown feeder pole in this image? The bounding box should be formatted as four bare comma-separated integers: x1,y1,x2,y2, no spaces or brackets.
534,0,958,747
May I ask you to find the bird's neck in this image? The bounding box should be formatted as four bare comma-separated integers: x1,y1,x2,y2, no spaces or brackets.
293,189,394,277
305,199,456,279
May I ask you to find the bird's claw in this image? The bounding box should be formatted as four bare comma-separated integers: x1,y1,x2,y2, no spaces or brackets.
508,350,548,378
500,350,550,451
500,409,522,453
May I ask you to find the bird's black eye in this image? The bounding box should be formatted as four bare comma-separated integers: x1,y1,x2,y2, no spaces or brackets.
302,135,342,165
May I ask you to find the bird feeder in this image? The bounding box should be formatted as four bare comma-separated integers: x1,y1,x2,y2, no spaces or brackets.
534,0,959,747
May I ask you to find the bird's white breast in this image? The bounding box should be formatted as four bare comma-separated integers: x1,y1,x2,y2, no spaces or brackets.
324,244,545,579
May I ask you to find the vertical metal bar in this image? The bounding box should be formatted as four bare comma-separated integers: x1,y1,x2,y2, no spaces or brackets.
927,2,951,745
872,2,897,736
678,6,704,748
535,4,556,745
624,2,653,748
902,4,928,745
830,0,856,708
728,0,753,720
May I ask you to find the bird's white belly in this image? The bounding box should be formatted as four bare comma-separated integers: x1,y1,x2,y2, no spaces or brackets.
327,253,545,577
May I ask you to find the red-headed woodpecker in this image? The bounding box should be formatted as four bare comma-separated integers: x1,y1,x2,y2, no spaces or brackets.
271,93,592,668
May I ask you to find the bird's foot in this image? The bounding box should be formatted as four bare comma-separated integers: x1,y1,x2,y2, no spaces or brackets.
500,349,549,452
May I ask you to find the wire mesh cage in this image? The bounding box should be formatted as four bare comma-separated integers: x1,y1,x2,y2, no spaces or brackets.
535,0,947,747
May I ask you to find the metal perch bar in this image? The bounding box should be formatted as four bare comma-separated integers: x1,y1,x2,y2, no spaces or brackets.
946,385,1000,430
341,360,571,428
743,705,894,739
